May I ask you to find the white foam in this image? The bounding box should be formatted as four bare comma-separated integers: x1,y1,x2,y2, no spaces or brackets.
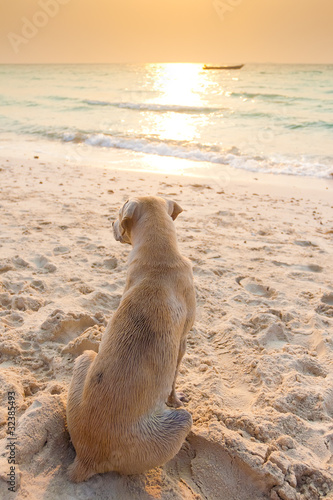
81,133,333,179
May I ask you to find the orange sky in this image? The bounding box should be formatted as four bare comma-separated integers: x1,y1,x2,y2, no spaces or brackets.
1,0,333,64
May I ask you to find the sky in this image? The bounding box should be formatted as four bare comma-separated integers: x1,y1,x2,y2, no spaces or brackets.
1,0,333,64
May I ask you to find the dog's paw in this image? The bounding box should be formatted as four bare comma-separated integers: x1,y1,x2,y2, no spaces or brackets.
67,458,94,483
167,391,188,408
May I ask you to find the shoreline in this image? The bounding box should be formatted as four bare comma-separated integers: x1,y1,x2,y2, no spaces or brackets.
1,131,333,183
0,152,333,499
1,142,332,194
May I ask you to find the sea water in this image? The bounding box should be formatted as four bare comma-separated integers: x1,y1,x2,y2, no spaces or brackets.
0,63,332,178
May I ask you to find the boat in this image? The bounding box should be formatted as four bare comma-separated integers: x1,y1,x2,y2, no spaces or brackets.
203,64,244,70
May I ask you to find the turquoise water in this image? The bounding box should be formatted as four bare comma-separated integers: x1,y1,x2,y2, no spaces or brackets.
0,63,332,177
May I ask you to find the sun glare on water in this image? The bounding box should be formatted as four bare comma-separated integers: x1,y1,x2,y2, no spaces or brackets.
140,63,211,174
152,63,205,107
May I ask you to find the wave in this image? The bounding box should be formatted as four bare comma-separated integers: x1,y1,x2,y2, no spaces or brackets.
60,131,333,179
47,95,79,102
230,91,321,104
231,92,289,100
287,120,333,130
82,99,221,114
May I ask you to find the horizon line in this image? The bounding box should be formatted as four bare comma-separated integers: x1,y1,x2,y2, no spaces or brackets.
1,61,333,66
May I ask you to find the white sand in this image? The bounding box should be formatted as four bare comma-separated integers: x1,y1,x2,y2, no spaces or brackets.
0,153,333,500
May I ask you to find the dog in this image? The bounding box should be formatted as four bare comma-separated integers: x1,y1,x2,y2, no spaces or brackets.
66,196,196,481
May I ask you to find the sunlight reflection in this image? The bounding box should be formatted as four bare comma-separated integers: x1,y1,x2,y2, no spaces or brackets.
141,153,220,177
147,112,199,142
143,63,210,143
151,63,205,106
143,154,188,175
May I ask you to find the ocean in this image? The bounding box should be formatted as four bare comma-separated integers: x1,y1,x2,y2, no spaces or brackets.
0,63,332,178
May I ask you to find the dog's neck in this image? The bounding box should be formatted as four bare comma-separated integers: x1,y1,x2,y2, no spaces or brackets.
128,213,180,266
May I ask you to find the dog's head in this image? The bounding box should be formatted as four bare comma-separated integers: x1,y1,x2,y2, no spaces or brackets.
112,196,183,245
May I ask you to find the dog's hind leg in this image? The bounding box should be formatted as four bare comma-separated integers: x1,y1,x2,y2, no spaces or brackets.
153,407,192,466
67,350,97,414
121,407,192,475
66,350,97,482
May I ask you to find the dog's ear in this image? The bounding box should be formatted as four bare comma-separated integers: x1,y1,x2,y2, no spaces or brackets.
121,199,139,232
166,199,183,221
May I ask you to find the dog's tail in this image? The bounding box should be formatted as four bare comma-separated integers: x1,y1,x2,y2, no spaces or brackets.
120,407,192,475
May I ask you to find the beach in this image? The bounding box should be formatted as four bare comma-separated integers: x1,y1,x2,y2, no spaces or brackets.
0,151,332,499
